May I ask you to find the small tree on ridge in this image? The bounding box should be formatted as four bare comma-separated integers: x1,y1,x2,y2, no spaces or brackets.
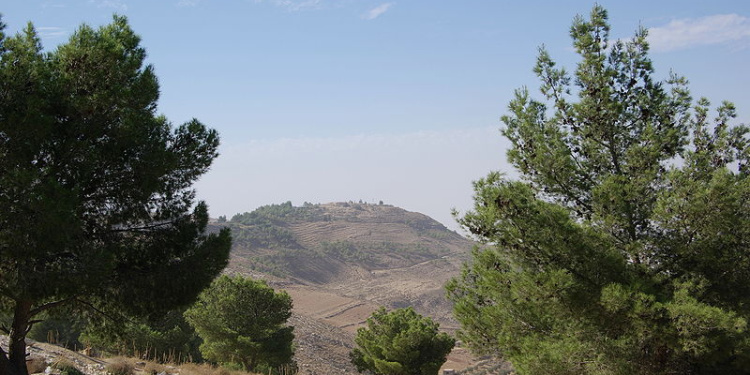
350,307,455,375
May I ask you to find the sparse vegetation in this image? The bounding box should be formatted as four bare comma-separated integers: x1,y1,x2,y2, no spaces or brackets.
220,202,461,280
53,360,84,375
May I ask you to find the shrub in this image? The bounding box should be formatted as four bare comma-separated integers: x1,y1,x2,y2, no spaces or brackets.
53,360,84,375
106,358,134,375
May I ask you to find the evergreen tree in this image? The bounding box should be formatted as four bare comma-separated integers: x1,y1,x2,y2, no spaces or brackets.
0,15,231,375
184,275,295,373
350,307,455,375
447,6,750,374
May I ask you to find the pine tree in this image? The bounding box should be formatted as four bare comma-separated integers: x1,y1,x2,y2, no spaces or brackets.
447,6,750,374
350,307,455,375
184,276,295,372
0,16,230,375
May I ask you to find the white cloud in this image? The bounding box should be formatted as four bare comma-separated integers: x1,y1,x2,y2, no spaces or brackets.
177,0,200,7
194,126,513,232
363,2,394,20
41,1,67,9
253,0,322,12
648,14,750,52
37,27,67,39
89,0,128,12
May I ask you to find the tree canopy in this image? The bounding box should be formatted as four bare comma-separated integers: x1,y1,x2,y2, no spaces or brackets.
184,275,295,373
0,15,231,375
350,307,455,375
447,5,750,375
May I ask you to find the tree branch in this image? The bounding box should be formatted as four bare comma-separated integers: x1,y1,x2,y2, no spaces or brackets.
110,220,173,233
74,298,126,323
29,297,77,317
25,320,44,335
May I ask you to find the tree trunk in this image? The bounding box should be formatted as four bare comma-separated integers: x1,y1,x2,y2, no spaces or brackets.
0,348,11,375
6,301,32,375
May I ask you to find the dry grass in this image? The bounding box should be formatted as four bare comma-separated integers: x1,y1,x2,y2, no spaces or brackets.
53,359,84,375
178,362,260,375
143,361,169,375
96,356,263,375
27,356,48,374
106,357,135,375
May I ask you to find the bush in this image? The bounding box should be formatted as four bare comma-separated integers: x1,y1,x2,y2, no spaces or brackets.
53,360,84,375
106,358,134,375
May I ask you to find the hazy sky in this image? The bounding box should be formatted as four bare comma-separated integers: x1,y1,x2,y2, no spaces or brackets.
3,0,750,231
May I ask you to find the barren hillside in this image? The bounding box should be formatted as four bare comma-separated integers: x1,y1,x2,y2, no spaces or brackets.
211,202,479,374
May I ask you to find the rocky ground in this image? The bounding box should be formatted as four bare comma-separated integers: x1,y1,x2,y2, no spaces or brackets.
1,337,107,375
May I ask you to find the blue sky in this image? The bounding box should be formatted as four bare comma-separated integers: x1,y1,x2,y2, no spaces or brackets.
3,0,750,231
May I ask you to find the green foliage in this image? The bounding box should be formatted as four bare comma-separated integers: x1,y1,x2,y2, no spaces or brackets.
0,14,231,375
447,5,750,375
350,307,455,375
54,361,84,375
228,203,303,251
27,311,86,350
184,275,295,373
81,309,202,363
230,201,327,225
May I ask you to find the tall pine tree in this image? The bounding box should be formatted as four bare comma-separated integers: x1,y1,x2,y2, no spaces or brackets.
447,6,750,374
0,16,231,375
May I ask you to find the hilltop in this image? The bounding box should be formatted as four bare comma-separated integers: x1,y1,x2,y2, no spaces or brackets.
210,202,481,374
221,201,466,279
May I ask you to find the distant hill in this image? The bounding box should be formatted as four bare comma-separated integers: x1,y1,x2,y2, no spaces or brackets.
215,201,469,284
210,202,481,375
